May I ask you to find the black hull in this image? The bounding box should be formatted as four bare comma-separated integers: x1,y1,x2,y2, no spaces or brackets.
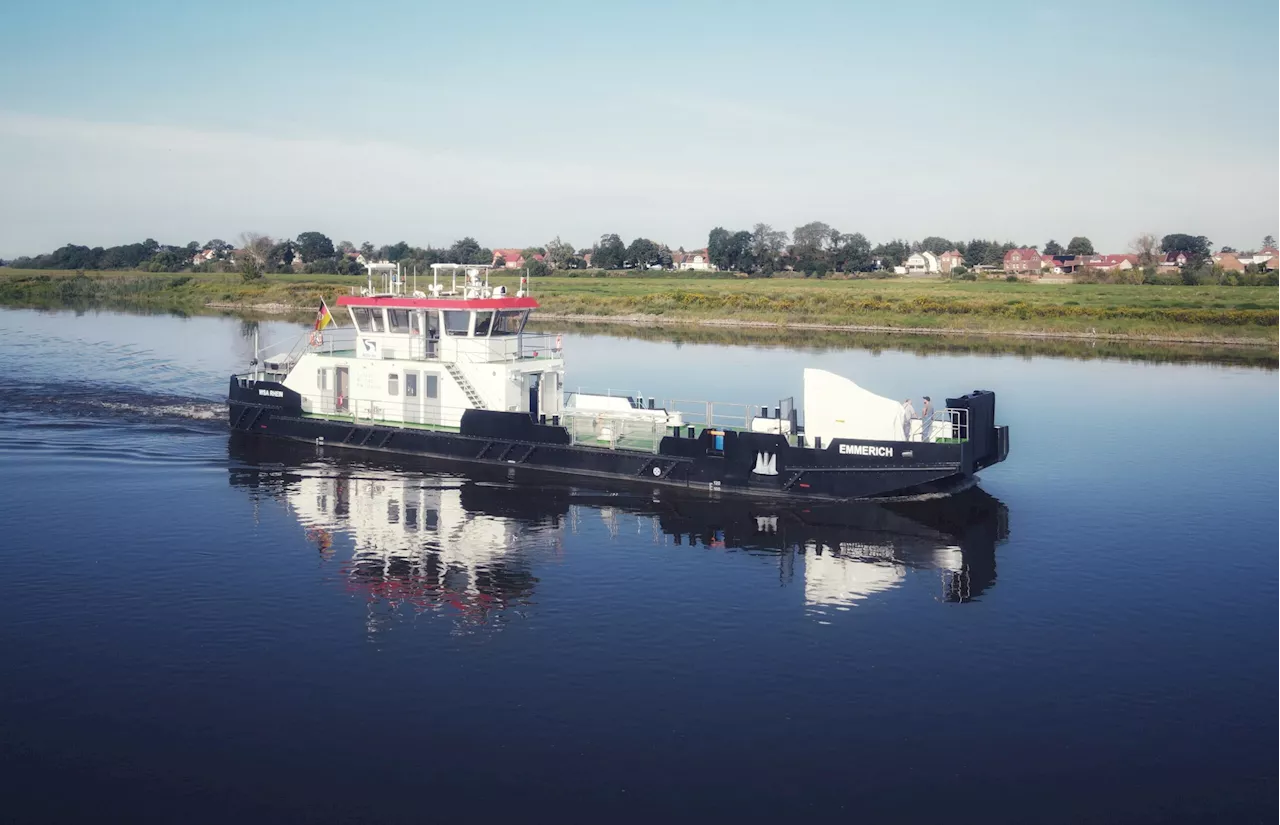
229,377,1008,502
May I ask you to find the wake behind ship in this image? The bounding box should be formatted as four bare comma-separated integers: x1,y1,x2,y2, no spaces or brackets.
227,262,1009,501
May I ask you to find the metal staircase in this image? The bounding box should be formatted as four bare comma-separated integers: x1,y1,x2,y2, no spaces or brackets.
445,362,486,409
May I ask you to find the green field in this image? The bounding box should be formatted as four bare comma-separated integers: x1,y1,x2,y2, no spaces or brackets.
1,268,1276,345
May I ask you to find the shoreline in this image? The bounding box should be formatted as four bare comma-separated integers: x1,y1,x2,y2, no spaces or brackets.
204,301,1276,348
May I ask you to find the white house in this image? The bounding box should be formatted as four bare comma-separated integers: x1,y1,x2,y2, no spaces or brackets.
904,251,940,275
674,249,716,271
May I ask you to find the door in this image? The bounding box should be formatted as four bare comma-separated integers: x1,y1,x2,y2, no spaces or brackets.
404,372,420,424
527,373,541,421
423,372,440,426
319,367,336,413
336,367,350,413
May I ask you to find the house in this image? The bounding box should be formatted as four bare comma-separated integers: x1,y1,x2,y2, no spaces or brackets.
674,249,715,271
1082,254,1138,271
1040,254,1061,274
1211,252,1245,273
1235,248,1277,268
190,248,218,265
1002,248,1044,274
939,249,964,273
491,248,545,269
1160,251,1192,269
904,251,940,275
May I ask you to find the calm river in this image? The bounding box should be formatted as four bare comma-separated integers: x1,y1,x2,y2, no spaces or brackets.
0,306,1275,824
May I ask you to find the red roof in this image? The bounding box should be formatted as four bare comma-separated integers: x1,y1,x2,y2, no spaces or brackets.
1003,247,1039,262
337,296,539,309
1086,254,1139,267
940,249,963,259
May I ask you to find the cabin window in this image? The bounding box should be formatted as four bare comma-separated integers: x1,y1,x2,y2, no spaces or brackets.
316,368,327,390
474,311,494,336
369,310,386,333
405,373,418,397
351,307,373,331
388,309,411,333
425,374,438,399
388,373,399,396
443,310,470,336
492,309,527,336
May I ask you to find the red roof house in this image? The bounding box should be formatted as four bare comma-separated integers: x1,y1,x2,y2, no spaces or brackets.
1002,248,1043,274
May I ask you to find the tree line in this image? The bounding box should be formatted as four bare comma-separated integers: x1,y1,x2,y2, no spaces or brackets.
5,227,1272,280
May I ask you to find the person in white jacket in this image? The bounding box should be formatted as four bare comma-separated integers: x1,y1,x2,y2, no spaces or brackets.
901,399,916,441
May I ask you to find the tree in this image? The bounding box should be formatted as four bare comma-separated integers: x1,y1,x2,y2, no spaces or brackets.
1066,236,1095,256
1160,234,1212,266
295,232,335,264
830,232,873,272
918,236,954,256
381,241,411,262
873,239,911,268
239,256,262,282
707,228,731,271
239,232,274,269
725,231,754,272
1043,239,1064,256
267,241,294,271
545,236,576,270
627,237,661,269
336,240,355,254
593,234,626,269
791,221,833,252
524,257,550,277
359,241,376,260
750,223,787,272
1218,245,1236,254
1129,233,1159,267
1264,234,1277,249
446,237,487,265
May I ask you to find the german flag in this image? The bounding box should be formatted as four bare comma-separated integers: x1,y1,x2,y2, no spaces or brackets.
314,298,334,332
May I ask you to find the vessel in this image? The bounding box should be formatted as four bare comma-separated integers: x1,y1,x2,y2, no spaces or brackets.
227,262,1009,500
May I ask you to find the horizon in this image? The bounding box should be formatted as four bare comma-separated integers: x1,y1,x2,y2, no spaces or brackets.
1,0,1276,258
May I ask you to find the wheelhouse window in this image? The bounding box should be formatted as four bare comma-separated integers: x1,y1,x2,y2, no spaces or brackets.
388,373,399,396
410,311,422,335
492,309,527,336
388,309,411,333
351,307,373,331
444,310,470,336
369,309,386,333
473,311,494,336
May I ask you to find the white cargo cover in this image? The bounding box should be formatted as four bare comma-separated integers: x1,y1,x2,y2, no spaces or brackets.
802,368,904,444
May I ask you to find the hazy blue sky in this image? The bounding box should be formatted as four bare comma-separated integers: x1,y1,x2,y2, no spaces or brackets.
1,0,1276,257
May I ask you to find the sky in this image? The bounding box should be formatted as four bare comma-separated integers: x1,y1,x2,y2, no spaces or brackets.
1,0,1276,258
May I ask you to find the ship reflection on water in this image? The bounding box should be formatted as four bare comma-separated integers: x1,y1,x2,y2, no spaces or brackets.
228,434,1009,631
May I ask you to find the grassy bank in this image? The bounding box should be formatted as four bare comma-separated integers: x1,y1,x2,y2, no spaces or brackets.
1,268,1275,346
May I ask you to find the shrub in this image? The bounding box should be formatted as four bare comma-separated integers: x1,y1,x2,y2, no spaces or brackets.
958,272,977,281
1005,274,1018,282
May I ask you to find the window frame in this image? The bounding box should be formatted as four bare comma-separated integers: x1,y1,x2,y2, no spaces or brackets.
350,307,373,332
388,308,411,333
443,310,471,336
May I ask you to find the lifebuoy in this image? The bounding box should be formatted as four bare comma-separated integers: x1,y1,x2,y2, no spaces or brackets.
555,334,563,351
310,331,323,347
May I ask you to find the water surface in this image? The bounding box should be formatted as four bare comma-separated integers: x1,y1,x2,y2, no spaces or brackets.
0,307,1274,823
